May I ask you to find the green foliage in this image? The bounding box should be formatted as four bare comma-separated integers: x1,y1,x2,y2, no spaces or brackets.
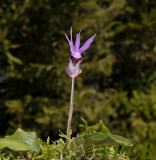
35,120,130,159
0,138,31,151
0,121,131,159
0,148,23,160
5,128,42,152
73,119,132,159
0,129,41,159
79,119,132,147
80,119,111,134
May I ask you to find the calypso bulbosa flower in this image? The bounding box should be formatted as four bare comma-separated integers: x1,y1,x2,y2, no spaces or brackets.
65,27,96,78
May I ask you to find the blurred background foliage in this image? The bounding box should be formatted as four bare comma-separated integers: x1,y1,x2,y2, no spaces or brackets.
0,0,156,158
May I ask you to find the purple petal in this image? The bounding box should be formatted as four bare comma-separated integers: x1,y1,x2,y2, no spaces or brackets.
64,33,70,43
70,27,72,41
65,33,75,53
75,29,81,51
79,34,96,54
70,41,76,54
71,52,81,58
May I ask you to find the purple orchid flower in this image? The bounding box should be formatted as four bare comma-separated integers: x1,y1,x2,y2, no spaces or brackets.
65,27,96,78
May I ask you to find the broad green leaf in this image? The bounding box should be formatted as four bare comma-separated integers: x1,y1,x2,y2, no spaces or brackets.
82,131,133,147
83,132,108,141
5,128,42,152
0,138,31,151
108,133,133,147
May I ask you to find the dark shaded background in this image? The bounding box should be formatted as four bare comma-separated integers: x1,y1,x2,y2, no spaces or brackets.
0,0,156,158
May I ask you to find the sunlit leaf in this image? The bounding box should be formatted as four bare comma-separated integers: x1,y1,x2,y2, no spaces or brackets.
5,128,42,152
0,138,31,151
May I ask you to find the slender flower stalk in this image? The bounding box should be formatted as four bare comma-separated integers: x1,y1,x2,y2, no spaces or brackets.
67,77,75,137
65,27,96,137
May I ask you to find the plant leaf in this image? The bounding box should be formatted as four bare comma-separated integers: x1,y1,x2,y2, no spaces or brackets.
5,128,42,152
0,138,31,151
83,132,108,141
82,132,133,146
108,133,133,146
